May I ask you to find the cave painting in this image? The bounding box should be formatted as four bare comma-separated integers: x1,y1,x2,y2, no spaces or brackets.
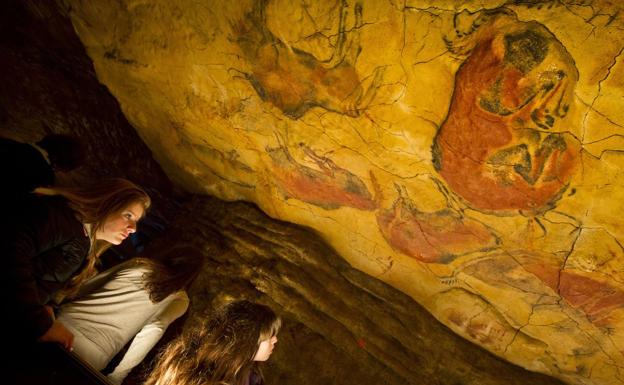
438,288,514,353
376,185,498,264
432,10,580,214
233,0,384,119
523,262,624,328
63,1,624,384
465,251,624,330
267,141,377,210
560,272,624,328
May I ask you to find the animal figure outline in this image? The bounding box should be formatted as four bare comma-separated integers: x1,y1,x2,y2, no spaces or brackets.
233,0,384,119
432,10,580,215
267,141,377,210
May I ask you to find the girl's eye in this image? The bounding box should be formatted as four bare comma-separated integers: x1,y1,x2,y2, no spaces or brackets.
124,213,132,219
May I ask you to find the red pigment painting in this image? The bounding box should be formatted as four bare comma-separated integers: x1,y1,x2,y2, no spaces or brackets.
267,143,377,211
433,14,580,214
376,189,498,263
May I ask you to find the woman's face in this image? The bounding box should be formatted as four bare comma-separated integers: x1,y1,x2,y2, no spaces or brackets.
95,201,145,244
253,335,278,362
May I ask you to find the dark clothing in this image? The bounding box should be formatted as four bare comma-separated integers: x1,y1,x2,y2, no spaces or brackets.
0,137,54,202
4,342,112,385
247,369,263,385
3,195,90,340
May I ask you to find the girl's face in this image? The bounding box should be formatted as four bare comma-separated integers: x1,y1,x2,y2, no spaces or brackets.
253,335,278,362
95,201,145,244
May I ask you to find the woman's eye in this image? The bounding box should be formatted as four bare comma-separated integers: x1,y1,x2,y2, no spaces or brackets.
124,213,132,219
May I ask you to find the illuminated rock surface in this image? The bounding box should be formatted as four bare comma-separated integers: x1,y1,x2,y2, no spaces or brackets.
63,1,624,384
3,1,622,384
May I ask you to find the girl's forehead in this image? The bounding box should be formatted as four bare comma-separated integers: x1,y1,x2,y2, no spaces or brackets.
122,201,146,217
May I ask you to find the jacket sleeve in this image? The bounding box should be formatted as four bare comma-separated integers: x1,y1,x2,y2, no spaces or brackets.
8,211,54,339
107,291,190,385
35,237,90,303
8,197,87,339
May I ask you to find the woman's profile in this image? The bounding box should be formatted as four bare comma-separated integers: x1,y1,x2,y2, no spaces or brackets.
3,177,151,349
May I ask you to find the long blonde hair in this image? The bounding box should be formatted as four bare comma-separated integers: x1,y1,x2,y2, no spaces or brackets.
144,300,281,385
37,177,151,298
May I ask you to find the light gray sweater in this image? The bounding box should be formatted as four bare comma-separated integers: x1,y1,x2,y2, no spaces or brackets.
57,260,189,385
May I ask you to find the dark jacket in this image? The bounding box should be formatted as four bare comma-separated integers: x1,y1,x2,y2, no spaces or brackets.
0,137,54,202
3,195,90,340
247,369,263,385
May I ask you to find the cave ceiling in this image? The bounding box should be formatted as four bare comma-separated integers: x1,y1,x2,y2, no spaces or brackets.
64,1,624,384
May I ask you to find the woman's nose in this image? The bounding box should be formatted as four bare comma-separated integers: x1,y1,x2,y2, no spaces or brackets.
127,222,137,233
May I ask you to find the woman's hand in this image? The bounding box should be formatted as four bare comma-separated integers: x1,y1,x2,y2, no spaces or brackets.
44,304,55,320
38,320,74,351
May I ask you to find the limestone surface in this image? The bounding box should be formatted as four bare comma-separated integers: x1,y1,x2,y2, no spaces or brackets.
64,1,624,384
162,194,566,385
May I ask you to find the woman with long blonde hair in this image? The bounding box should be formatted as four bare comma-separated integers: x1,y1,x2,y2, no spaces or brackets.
3,177,150,350
145,300,281,385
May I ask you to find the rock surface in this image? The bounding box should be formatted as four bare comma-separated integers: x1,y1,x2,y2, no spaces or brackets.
2,0,623,384
141,194,565,385
62,1,624,384
2,1,561,383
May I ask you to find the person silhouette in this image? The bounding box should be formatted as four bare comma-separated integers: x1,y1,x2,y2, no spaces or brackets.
0,133,86,202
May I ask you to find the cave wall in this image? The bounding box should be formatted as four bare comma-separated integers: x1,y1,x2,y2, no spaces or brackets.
0,1,566,384
60,1,624,385
2,0,623,384
152,194,564,385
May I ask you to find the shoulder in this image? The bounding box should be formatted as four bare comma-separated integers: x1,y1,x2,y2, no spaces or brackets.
166,290,189,304
27,194,70,212
35,196,81,227
106,260,152,282
25,195,85,242
159,291,189,312
18,195,72,224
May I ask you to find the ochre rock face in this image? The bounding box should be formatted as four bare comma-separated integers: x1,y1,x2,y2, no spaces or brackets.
65,1,624,385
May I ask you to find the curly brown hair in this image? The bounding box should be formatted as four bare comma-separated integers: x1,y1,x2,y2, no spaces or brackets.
144,300,281,385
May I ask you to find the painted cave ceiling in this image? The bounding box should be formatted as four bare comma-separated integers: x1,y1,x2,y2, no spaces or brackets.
60,1,624,385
